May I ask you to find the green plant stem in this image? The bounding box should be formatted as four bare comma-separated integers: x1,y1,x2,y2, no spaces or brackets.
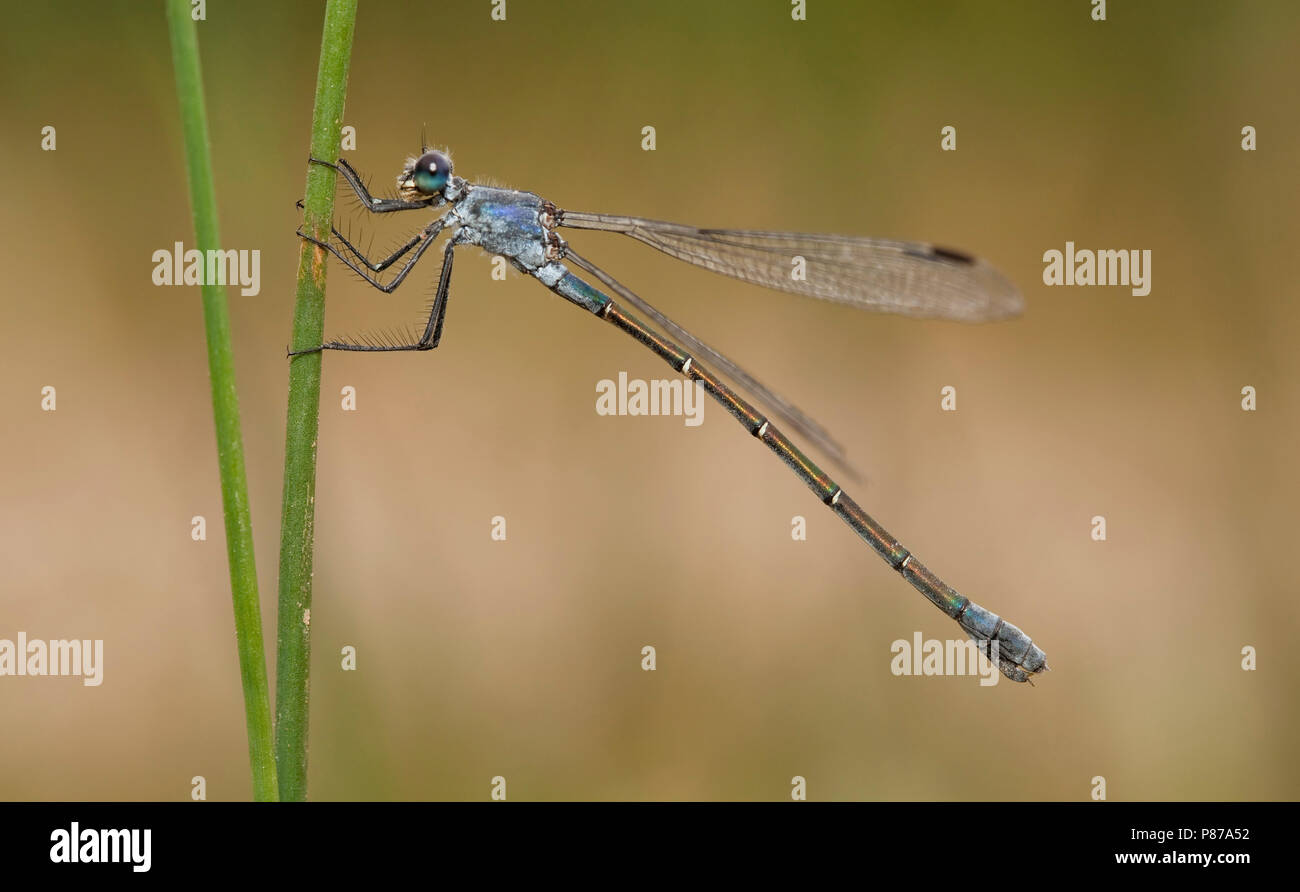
276,0,359,802
165,0,277,802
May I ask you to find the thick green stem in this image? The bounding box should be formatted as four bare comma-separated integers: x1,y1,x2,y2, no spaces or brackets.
275,0,359,802
165,0,277,801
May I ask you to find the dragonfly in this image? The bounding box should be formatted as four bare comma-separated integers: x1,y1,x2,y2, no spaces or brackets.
292,146,1049,683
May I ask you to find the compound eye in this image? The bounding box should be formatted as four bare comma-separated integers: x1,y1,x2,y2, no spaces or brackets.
412,151,451,195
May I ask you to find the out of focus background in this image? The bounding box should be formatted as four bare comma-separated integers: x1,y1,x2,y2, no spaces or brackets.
1,1,1296,800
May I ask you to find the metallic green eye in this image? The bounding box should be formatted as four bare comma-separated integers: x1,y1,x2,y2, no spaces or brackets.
412,151,450,194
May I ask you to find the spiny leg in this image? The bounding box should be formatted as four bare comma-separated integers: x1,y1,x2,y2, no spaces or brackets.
296,157,436,271
296,216,447,293
309,157,434,213
418,240,456,349
330,223,426,272
295,198,426,272
290,240,458,356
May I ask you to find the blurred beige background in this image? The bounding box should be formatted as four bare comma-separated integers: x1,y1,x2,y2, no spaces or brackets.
0,1,1296,800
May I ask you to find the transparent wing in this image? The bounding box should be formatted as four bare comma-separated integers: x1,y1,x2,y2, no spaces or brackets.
564,248,861,481
558,212,1023,322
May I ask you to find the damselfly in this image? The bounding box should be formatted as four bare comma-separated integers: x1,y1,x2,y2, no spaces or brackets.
292,147,1048,683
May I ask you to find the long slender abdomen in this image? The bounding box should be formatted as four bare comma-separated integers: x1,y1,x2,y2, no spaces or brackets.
546,272,1048,682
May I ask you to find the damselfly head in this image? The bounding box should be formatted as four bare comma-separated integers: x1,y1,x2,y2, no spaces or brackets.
398,150,452,202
